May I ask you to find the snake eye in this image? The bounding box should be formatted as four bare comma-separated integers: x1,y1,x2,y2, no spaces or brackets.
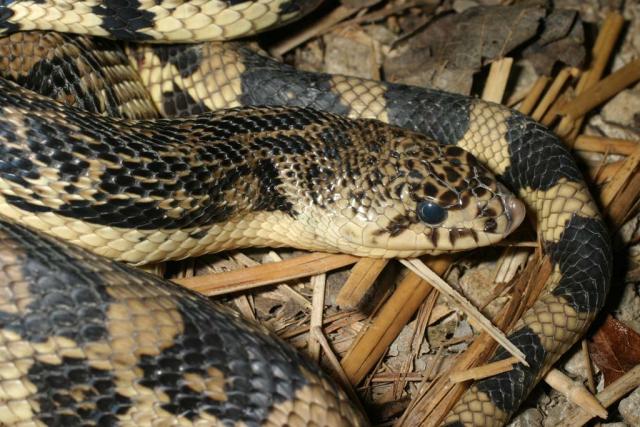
417,200,447,225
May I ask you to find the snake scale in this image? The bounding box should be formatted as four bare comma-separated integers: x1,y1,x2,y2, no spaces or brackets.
0,1,612,426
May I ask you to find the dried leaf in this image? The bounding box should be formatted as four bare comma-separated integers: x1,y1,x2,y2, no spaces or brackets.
383,2,546,93
522,9,586,75
589,315,640,385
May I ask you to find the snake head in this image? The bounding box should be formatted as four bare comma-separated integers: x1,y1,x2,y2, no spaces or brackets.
299,128,526,258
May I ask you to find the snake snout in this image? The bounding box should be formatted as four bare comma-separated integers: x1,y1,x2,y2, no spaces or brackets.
503,195,526,236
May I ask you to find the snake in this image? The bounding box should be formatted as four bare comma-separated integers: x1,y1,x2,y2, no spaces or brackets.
0,1,612,426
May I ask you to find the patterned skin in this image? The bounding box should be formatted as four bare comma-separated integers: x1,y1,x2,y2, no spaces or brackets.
0,2,612,425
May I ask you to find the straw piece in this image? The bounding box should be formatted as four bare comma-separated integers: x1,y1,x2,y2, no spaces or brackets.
544,369,608,419
311,327,363,409
278,310,364,339
557,59,640,120
340,256,451,385
341,271,433,384
336,258,389,308
397,253,551,427
578,12,625,90
263,251,313,310
371,372,426,382
450,357,519,383
174,253,358,296
601,145,640,208
531,68,573,121
605,165,640,228
582,339,596,394
556,364,640,427
400,258,529,367
481,58,514,103
556,12,624,138
518,76,550,115
574,135,639,155
591,160,623,184
309,274,327,361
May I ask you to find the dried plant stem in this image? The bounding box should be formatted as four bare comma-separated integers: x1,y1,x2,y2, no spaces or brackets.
311,327,363,409
582,339,596,394
591,160,623,183
450,357,519,382
605,164,640,228
265,251,313,309
309,274,327,361
531,67,575,121
341,272,434,384
279,310,363,339
575,135,639,155
341,256,451,384
482,57,513,103
544,369,607,419
557,58,640,122
601,145,640,208
556,12,624,138
398,254,550,427
336,258,388,308
556,364,640,427
175,253,358,296
518,76,550,115
400,258,528,366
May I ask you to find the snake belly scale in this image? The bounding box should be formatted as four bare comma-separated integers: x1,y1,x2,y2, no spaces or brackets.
0,1,612,427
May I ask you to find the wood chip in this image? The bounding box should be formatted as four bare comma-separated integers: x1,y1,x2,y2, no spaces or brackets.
482,57,514,103
544,369,608,419
174,253,358,296
450,357,519,382
555,364,640,427
336,258,389,308
309,274,327,361
341,256,452,385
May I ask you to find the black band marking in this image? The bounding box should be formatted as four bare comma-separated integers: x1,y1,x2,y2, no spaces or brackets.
384,85,472,144
239,48,351,116
475,326,546,414
500,113,583,193
548,214,612,313
29,357,132,426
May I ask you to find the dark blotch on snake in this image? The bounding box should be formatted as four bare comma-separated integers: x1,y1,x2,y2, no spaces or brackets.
91,0,155,42
151,44,203,78
28,357,131,426
135,297,312,424
163,84,210,116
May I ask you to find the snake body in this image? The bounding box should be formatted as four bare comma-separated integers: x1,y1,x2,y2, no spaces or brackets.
0,215,366,426
0,2,613,426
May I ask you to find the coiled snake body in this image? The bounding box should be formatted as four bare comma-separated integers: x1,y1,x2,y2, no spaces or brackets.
0,2,612,426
